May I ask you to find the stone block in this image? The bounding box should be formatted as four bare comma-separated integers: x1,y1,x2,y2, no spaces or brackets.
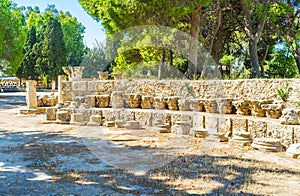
218,116,231,135
205,115,218,132
46,107,57,121
61,81,72,92
91,108,102,116
85,95,96,107
232,118,248,133
192,113,205,129
294,126,300,144
266,122,294,148
152,112,171,126
72,81,88,91
120,109,135,122
102,109,120,121
248,119,267,138
170,113,192,126
135,111,152,126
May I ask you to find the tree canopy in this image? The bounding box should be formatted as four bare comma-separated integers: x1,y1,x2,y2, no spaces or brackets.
79,0,300,79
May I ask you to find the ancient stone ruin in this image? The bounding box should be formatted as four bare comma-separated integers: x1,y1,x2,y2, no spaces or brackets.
37,66,300,159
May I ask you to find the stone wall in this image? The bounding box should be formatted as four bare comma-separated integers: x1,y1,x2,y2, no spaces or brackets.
60,79,300,106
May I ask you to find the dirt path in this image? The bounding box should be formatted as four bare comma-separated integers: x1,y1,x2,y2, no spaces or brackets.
0,96,300,195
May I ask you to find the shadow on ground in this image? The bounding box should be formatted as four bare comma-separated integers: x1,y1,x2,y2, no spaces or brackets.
0,128,299,195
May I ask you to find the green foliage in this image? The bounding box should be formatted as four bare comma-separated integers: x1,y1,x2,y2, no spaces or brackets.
81,42,108,78
0,0,26,75
220,55,235,67
265,47,298,78
16,27,39,80
277,83,289,101
36,17,67,81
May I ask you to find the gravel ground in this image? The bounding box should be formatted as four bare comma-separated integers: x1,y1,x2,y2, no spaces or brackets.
0,93,300,195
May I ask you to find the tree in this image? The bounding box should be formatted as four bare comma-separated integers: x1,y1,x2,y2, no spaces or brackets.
25,5,86,67
0,0,26,75
16,27,39,80
79,0,211,79
36,17,67,85
81,41,108,78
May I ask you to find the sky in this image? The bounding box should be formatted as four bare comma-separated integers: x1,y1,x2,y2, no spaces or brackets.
12,0,106,48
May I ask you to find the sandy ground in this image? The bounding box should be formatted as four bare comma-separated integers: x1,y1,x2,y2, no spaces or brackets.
0,93,300,195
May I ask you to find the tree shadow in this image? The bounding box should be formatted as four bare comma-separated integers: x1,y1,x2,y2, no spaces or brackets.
0,126,299,195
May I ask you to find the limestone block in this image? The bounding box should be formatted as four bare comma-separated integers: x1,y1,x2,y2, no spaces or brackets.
56,110,70,123
170,113,192,126
293,126,300,144
248,119,267,138
266,122,294,148
70,113,85,125
95,94,110,108
192,113,205,129
189,99,204,112
111,91,125,108
232,100,250,115
85,95,96,107
165,96,179,110
229,131,252,146
74,96,85,105
72,81,88,91
152,112,171,126
203,99,218,113
231,118,248,133
95,81,114,95
87,115,102,126
75,108,92,122
249,100,273,117
102,109,120,121
153,97,166,110
120,110,135,122
61,81,72,92
251,138,282,152
218,116,232,135
171,121,190,135
135,111,152,126
61,92,72,102
141,96,153,109
178,99,190,111
46,107,57,121
125,93,141,108
205,115,218,132
280,108,299,125
261,104,284,119
87,81,99,91
91,108,102,116
216,98,233,114
26,80,37,109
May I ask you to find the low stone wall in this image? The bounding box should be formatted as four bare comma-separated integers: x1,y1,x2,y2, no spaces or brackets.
60,78,300,106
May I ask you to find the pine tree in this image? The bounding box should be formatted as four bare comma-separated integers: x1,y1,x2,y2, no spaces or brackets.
37,17,67,85
16,27,39,80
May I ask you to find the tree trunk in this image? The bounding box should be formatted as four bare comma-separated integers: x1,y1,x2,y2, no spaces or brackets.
259,45,269,77
168,49,173,69
249,38,261,78
186,7,202,79
293,51,300,73
158,49,166,80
